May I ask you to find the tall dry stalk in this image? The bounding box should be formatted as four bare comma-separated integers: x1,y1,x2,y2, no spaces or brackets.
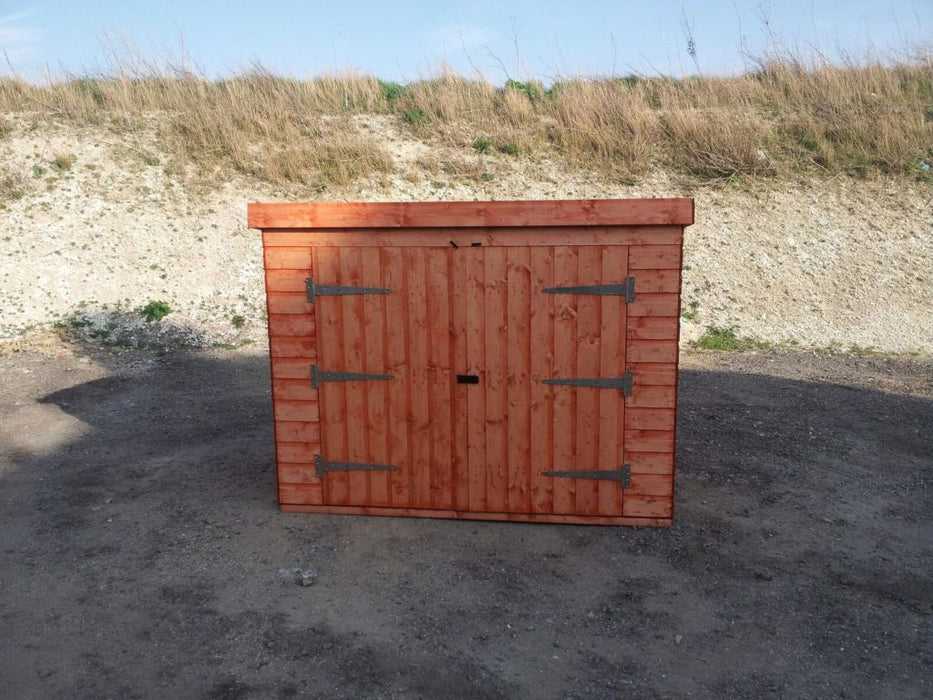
1,44,929,185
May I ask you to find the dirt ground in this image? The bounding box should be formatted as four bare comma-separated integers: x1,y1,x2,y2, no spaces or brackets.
0,345,930,699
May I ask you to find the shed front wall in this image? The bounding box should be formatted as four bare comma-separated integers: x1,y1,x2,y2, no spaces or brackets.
257,207,688,526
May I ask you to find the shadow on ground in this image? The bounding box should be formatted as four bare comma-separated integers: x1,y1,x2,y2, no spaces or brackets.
0,350,930,699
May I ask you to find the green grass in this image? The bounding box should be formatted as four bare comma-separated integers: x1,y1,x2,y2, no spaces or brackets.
378,80,405,101
402,107,428,125
138,300,172,322
473,137,492,154
693,325,753,351
681,300,700,320
503,79,545,101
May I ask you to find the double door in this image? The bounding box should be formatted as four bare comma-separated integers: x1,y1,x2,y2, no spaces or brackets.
310,244,631,518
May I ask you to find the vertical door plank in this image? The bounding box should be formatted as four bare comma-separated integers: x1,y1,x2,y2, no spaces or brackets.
383,247,410,507
426,248,453,509
465,248,487,512
551,246,578,514
314,246,348,505
483,247,509,513
449,247,470,510
406,248,432,507
618,247,630,514
362,247,389,506
529,246,555,514
506,247,532,512
598,245,627,516
574,246,602,516
339,247,368,505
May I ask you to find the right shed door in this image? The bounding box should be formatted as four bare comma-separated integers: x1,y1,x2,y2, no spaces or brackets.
463,244,630,518
313,242,631,518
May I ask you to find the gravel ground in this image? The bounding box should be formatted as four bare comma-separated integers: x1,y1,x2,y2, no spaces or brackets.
0,344,930,698
1,115,931,353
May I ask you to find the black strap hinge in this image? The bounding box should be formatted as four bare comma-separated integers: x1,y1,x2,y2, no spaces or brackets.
542,372,633,396
542,464,631,487
311,364,394,389
543,277,635,303
315,454,397,478
305,277,391,303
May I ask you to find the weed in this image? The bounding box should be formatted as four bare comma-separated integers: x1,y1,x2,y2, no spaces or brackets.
31,164,46,178
378,80,405,101
402,107,428,125
90,320,119,340
414,155,440,174
52,153,76,171
497,143,520,156
0,171,26,202
848,343,879,356
0,117,11,138
142,153,160,166
481,172,495,182
138,300,172,322
473,137,492,154
503,79,544,101
681,300,700,320
213,338,255,350
70,78,105,107
230,314,246,329
435,155,487,182
908,153,933,183
694,325,747,351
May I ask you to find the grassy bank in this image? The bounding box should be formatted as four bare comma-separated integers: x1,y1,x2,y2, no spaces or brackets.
1,48,931,187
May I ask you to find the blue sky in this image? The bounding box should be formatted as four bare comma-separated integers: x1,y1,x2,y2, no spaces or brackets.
1,1,930,83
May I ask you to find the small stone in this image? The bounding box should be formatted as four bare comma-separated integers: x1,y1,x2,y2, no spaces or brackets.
277,567,316,587
675,635,683,645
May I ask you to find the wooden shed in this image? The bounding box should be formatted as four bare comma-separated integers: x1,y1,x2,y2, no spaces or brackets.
248,199,693,526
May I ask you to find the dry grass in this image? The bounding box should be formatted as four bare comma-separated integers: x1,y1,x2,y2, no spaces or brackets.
0,168,28,203
1,47,930,186
0,71,394,187
51,152,76,171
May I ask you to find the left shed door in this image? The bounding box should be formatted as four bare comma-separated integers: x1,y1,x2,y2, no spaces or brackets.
312,246,464,510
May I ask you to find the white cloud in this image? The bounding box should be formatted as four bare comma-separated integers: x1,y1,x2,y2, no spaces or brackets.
0,10,41,69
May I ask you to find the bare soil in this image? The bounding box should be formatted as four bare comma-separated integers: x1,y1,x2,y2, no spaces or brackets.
1,344,930,699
